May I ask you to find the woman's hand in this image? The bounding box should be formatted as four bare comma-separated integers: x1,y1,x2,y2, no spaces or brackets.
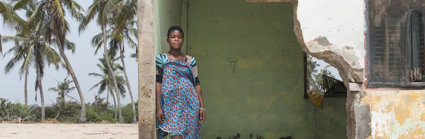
199,108,206,123
157,108,165,124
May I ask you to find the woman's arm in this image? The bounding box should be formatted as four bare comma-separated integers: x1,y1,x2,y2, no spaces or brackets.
156,82,164,123
195,85,204,108
155,54,165,123
190,56,205,122
195,84,206,122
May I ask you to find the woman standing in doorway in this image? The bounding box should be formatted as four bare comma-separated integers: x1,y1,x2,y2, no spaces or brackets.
156,26,206,139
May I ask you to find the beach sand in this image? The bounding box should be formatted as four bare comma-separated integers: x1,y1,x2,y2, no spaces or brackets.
0,123,138,139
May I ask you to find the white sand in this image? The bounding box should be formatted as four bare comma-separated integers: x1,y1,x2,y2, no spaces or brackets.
0,123,138,139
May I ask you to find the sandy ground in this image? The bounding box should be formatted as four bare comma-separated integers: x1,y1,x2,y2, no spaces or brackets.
0,123,138,139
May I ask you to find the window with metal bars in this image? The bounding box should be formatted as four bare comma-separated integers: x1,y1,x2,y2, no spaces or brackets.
407,11,425,82
367,0,425,88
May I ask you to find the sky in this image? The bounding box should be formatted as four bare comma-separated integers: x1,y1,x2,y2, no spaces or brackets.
0,0,138,106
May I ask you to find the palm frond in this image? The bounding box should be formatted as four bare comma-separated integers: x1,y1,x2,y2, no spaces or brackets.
20,43,34,75
88,72,104,77
48,87,60,92
2,35,29,43
91,32,104,54
12,0,33,10
62,0,84,21
40,43,60,69
64,39,76,52
4,45,27,73
78,0,101,33
27,2,43,27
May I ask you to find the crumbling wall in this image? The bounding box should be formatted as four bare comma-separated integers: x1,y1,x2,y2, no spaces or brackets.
293,1,368,138
247,0,425,138
364,90,425,138
294,0,425,138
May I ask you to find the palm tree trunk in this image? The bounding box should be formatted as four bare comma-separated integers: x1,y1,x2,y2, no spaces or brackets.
111,88,117,120
107,87,109,105
56,40,86,122
24,69,29,107
102,24,123,123
62,93,66,106
36,68,45,122
138,0,156,137
120,42,137,123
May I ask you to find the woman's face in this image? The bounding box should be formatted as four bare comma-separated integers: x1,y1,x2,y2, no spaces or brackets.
168,30,184,50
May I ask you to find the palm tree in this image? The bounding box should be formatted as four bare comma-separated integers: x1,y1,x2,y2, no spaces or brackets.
109,0,138,123
89,56,126,120
79,0,124,122
2,34,31,107
2,28,61,121
49,77,76,105
0,1,29,105
17,0,87,122
92,22,138,123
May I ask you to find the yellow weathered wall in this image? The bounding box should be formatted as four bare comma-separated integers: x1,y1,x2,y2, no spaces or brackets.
364,90,425,138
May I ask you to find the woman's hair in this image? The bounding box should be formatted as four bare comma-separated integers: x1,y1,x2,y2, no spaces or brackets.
167,26,184,38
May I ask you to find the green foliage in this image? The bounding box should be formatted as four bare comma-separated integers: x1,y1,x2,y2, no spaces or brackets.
0,98,36,122
100,111,117,123
49,77,76,105
86,106,102,122
86,96,117,123
92,95,109,115
0,96,134,123
122,102,138,123
54,101,81,122
307,55,335,93
86,102,117,123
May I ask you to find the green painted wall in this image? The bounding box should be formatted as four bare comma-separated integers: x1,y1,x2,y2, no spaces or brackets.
155,0,185,54
155,0,347,138
316,98,347,139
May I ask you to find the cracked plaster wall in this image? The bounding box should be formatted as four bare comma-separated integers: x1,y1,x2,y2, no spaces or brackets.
248,0,425,138
150,0,425,138
364,90,425,138
297,0,366,70
294,1,369,138
295,0,425,138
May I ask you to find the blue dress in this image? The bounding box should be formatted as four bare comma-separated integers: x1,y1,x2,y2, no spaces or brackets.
156,53,201,139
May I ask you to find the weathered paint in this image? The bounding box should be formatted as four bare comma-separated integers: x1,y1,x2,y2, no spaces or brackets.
154,0,348,138
363,90,425,138
149,0,425,138
185,0,346,138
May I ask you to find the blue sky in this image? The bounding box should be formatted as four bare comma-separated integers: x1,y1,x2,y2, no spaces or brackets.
0,0,138,106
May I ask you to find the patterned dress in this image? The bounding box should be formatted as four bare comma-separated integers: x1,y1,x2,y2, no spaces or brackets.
156,53,201,139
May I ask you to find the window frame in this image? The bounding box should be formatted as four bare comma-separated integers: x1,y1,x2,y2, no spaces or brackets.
367,2,425,88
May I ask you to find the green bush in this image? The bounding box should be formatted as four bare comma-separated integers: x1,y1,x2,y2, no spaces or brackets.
122,103,133,123
0,97,137,123
100,111,117,123
0,98,37,122
122,102,138,123
85,103,117,123
54,102,81,122
86,106,102,122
